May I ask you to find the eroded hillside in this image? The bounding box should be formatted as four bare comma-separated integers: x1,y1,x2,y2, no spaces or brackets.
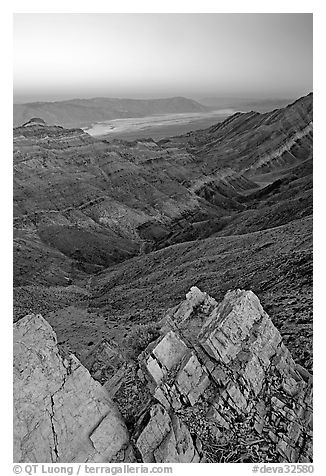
13,94,313,368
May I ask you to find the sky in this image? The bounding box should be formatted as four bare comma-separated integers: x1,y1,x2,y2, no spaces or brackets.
13,13,313,103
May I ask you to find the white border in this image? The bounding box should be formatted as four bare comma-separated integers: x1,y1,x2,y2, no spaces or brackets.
2,2,323,473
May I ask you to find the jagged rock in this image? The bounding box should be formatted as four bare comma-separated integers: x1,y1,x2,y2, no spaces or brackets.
14,314,131,463
186,286,210,307
141,329,210,410
135,404,199,463
138,288,313,463
160,286,217,339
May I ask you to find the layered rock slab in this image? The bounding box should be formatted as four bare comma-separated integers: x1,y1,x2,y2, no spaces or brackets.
13,314,131,463
135,404,200,463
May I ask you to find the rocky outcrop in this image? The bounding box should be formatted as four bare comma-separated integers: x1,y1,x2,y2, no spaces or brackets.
136,287,312,463
22,117,47,127
13,314,132,463
14,287,312,463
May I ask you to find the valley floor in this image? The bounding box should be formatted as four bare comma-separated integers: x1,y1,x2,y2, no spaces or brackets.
84,110,233,140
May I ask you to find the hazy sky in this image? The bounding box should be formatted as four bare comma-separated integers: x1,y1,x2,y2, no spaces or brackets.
13,13,312,103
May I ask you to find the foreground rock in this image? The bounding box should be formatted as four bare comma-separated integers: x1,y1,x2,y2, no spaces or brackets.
13,314,132,463
14,287,312,463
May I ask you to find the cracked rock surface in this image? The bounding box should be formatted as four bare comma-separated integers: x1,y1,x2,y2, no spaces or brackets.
13,314,131,463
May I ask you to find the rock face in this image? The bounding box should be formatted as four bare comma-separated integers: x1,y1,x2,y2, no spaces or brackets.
14,287,312,463
13,314,132,463
136,287,312,463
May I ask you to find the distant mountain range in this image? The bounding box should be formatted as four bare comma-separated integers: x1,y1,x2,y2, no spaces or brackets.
13,96,208,128
198,96,295,112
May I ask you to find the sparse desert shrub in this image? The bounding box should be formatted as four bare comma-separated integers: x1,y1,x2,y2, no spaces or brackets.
124,322,161,360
